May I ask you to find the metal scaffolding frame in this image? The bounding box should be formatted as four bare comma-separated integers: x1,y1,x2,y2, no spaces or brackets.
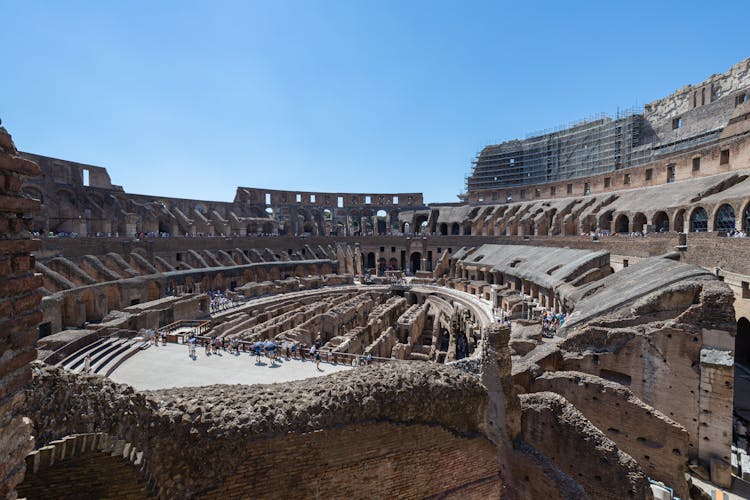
467,109,643,192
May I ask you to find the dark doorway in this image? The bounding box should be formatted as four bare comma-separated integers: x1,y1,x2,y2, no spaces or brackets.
410,252,422,273
737,317,750,365
38,322,52,339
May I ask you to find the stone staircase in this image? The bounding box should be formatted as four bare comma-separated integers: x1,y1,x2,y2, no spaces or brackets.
60,337,150,375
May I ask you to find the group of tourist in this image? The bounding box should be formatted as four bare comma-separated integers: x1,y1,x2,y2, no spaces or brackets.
148,329,167,346
541,311,566,338
728,229,748,237
177,333,381,370
207,290,243,314
182,334,332,369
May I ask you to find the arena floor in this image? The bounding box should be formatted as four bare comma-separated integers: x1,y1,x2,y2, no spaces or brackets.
108,343,352,390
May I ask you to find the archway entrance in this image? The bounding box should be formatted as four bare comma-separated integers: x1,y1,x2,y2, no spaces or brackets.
715,204,736,233
632,213,647,233
653,211,669,232
615,214,629,234
409,252,422,273
690,207,708,232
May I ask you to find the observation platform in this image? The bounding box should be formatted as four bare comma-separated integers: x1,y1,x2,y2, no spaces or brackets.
108,343,352,390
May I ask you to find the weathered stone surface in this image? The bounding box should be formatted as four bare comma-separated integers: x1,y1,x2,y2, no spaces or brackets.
519,392,651,499
23,362,499,498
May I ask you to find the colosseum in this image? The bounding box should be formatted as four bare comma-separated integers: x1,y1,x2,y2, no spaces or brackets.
3,58,750,499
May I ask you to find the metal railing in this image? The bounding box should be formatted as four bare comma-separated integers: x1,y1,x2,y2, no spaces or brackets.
168,333,395,365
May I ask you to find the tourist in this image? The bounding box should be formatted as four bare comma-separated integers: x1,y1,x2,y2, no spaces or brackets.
283,340,290,359
291,341,297,359
315,348,321,369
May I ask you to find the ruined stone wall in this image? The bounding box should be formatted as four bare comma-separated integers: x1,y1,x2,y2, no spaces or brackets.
0,127,41,498
643,57,750,139
519,392,650,499
531,371,689,498
24,362,502,498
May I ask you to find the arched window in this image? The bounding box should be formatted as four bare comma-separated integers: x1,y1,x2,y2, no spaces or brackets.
743,204,750,232
690,207,708,232
714,204,736,233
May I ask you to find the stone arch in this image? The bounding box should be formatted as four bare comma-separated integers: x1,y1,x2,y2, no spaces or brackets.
415,214,429,234
652,211,669,232
673,208,686,233
402,222,410,234
614,214,629,234
689,206,708,232
462,222,472,236
439,223,448,236
376,210,388,235
451,223,460,235
366,252,376,270
262,221,274,234
713,204,736,233
632,212,647,233
598,211,613,232
580,215,596,233
737,317,750,365
743,202,750,232
409,252,422,273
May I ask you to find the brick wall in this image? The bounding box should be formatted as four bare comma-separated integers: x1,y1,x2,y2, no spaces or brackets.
207,422,503,499
0,126,42,498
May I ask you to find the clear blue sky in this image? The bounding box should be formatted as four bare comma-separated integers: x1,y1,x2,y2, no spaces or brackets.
2,1,748,204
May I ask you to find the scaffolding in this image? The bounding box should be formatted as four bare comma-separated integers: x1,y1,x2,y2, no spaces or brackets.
467,109,644,192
